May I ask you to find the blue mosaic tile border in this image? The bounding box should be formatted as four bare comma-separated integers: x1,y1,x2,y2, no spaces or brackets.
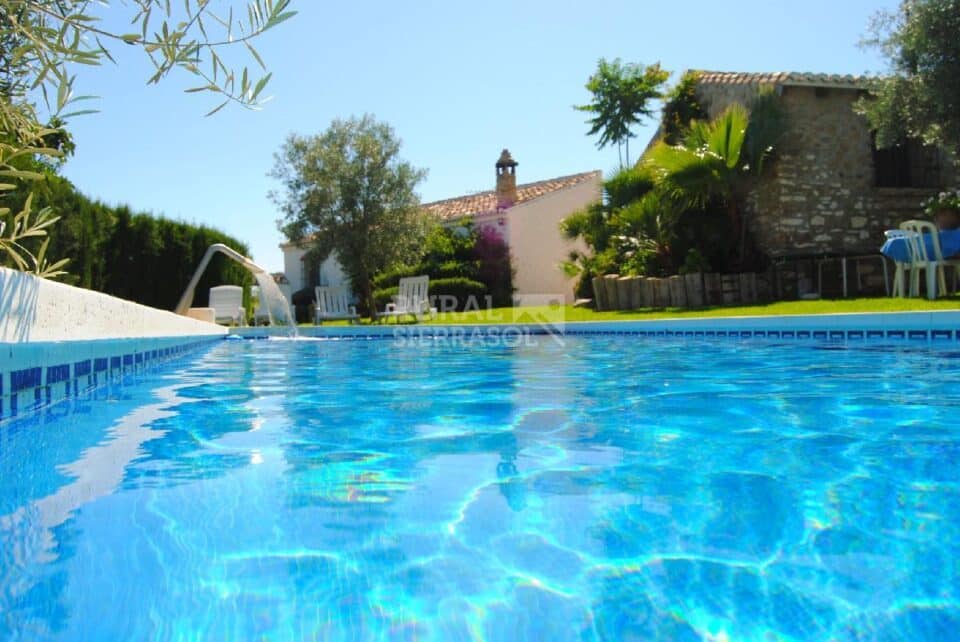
0,338,217,421
236,327,960,342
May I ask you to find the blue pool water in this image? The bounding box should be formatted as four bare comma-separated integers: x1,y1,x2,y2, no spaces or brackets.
1,335,959,641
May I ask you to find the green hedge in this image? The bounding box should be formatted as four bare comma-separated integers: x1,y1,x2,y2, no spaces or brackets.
2,172,252,310
373,260,480,289
373,277,486,313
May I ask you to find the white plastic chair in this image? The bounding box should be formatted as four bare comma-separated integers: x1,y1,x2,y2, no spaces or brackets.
208,285,245,325
885,229,915,297
314,286,359,324
899,220,960,299
379,275,436,323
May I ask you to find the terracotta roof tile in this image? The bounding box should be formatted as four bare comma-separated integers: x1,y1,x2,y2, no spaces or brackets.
694,70,869,89
424,170,601,221
279,170,602,248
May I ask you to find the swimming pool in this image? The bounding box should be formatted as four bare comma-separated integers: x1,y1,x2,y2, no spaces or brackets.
1,335,958,640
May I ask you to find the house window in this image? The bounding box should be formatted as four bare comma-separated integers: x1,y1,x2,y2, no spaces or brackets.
873,138,942,188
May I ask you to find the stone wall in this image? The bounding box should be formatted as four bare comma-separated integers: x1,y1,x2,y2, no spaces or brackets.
696,81,957,258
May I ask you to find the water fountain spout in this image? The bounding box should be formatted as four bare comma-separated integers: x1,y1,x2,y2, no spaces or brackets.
175,243,296,332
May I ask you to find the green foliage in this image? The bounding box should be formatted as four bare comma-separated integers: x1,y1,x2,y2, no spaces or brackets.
604,165,657,209
0,172,251,308
575,58,670,167
374,277,487,312
660,71,709,145
271,114,431,318
560,168,673,295
678,249,711,276
644,95,785,268
645,105,748,226
857,0,960,151
565,90,786,290
925,188,960,214
0,193,68,277
102,208,252,310
1,0,293,116
372,224,514,308
372,286,398,310
0,0,294,278
741,87,786,176
373,259,478,290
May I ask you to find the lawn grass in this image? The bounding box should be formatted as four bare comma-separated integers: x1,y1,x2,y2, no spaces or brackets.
303,296,960,326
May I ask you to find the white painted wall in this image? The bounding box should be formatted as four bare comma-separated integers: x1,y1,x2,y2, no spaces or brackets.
280,245,350,295
506,176,600,304
278,174,600,305
0,267,226,342
281,244,308,293
319,251,350,290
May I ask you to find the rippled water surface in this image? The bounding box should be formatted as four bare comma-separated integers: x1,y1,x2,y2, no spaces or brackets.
2,336,959,641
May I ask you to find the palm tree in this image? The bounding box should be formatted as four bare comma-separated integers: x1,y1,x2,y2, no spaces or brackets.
645,93,786,267
645,104,748,259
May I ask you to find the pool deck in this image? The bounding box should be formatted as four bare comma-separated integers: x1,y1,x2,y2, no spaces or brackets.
231,310,960,341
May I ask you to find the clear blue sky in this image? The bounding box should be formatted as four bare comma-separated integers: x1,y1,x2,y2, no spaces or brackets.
59,0,897,274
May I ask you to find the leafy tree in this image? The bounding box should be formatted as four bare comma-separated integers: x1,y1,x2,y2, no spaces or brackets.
660,70,709,145
373,223,514,308
0,0,294,277
271,115,431,318
560,166,666,296
645,104,749,248
857,0,960,151
575,58,670,167
644,92,784,267
2,171,251,307
564,85,787,295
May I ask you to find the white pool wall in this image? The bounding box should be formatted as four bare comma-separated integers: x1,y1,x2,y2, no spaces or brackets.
0,267,226,342
0,267,226,419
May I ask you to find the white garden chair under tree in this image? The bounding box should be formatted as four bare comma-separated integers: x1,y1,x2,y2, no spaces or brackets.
314,286,360,324
379,275,435,323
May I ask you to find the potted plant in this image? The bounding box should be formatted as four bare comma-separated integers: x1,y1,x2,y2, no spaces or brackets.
925,189,960,230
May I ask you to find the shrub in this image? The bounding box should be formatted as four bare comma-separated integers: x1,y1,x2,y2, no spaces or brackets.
373,277,487,313
429,277,487,312
371,223,512,306
660,70,708,145
0,174,253,309
372,259,479,289
373,286,399,311
372,265,422,290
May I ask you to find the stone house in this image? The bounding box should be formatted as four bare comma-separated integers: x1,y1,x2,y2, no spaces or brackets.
689,71,958,295
280,150,601,304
